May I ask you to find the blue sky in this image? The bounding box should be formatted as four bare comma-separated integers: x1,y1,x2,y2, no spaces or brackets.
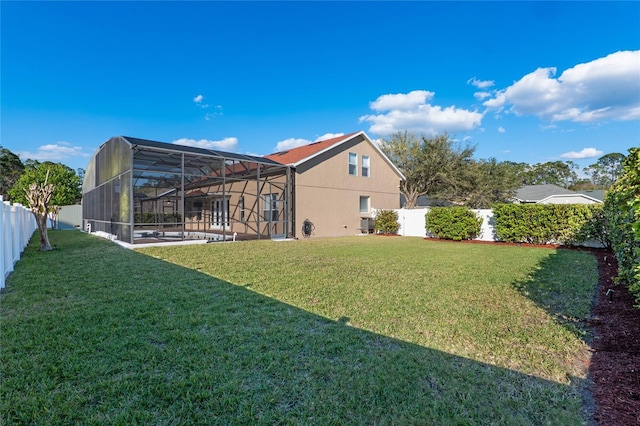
2,1,639,175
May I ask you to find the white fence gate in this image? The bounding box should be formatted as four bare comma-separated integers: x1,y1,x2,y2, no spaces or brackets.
1,197,37,289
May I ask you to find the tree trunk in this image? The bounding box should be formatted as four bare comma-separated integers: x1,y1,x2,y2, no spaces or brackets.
34,212,53,251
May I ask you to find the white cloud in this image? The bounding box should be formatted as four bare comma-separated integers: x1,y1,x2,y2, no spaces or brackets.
275,138,312,152
369,90,435,111
274,133,344,152
560,147,603,159
484,50,640,122
172,137,238,151
473,91,492,100
315,132,344,141
467,77,495,89
360,90,484,136
193,94,204,103
498,126,505,133
17,141,88,163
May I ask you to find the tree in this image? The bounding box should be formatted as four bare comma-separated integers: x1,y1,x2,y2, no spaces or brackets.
518,161,579,188
0,146,25,200
9,161,82,207
462,158,520,208
24,171,55,251
584,152,626,188
9,161,83,231
380,132,475,208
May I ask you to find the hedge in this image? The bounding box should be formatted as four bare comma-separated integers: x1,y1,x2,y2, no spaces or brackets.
604,147,640,304
425,207,482,240
492,203,601,246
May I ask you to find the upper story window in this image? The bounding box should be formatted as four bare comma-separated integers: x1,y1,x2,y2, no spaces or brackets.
348,152,357,176
362,155,370,177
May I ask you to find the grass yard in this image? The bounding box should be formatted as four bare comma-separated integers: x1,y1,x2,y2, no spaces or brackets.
1,231,598,424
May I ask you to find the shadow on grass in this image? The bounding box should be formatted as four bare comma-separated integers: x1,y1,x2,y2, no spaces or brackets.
511,247,598,342
1,231,586,425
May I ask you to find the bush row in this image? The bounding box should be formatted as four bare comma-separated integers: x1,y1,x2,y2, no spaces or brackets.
415,204,608,246
492,203,607,246
604,148,640,303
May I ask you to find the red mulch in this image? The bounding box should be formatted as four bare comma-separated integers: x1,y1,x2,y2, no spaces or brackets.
422,238,640,424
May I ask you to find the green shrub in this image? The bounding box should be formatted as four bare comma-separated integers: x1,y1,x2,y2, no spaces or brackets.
604,147,640,304
374,209,400,234
576,204,612,250
493,203,599,245
425,207,482,240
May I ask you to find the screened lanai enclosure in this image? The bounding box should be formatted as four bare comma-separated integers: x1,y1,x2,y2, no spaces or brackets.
83,136,293,244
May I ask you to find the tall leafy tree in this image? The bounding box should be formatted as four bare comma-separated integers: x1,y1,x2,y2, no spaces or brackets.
462,158,521,208
9,161,82,207
584,152,626,188
519,161,579,188
0,146,25,200
380,132,475,208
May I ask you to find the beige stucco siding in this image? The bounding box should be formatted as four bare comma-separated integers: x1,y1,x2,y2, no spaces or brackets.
294,139,401,238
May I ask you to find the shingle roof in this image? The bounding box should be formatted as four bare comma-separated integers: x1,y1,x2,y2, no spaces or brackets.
265,132,360,165
515,184,576,202
576,189,605,202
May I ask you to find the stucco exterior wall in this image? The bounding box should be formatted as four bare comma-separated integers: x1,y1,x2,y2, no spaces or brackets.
294,139,401,238
183,176,289,238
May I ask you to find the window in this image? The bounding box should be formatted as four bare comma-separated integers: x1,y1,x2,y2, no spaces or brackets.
239,196,245,222
362,155,370,177
348,152,357,176
263,193,279,222
211,197,230,228
359,196,370,214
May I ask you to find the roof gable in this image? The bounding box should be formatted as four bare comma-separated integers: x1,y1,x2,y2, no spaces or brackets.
265,132,360,165
265,131,405,180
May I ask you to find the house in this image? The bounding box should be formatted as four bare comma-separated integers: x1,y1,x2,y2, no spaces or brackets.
514,184,602,204
82,131,404,244
266,131,405,238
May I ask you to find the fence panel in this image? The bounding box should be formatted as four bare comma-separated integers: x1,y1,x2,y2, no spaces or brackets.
391,208,497,241
1,197,37,289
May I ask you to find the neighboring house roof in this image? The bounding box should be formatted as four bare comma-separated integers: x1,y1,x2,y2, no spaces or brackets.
266,131,405,180
576,189,605,202
515,184,602,204
399,195,452,207
514,184,576,203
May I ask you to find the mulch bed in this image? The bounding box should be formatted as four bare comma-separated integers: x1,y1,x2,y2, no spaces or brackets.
423,238,640,424
590,251,640,425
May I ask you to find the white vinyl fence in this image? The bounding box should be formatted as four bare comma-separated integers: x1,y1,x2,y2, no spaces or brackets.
389,208,497,241
1,197,37,289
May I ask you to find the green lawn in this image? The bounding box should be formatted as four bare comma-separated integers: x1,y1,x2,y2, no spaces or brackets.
1,231,597,424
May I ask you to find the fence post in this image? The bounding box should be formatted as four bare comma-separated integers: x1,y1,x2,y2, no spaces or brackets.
1,198,37,289
1,197,5,289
